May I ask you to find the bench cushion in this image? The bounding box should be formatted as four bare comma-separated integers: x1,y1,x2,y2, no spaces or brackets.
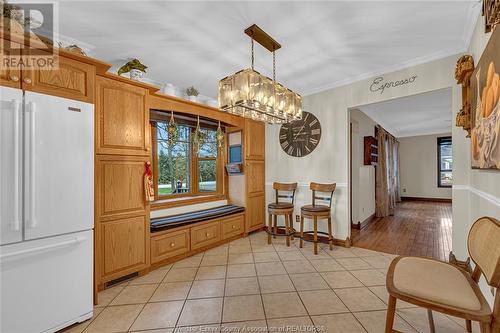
151,205,245,231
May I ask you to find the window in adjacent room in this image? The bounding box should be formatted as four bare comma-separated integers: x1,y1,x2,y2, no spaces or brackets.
437,136,452,188
151,114,223,200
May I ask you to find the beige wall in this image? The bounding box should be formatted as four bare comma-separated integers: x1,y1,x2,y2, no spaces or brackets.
399,133,452,200
350,109,377,224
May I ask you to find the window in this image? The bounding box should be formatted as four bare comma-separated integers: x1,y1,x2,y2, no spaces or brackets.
152,117,223,199
437,137,452,187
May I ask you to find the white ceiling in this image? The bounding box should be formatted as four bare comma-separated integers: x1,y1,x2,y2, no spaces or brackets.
58,1,479,98
357,88,452,137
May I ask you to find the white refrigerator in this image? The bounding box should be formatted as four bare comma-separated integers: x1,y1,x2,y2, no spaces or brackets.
1,86,94,333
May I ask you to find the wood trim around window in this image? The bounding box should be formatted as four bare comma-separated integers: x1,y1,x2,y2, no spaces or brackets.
150,120,227,207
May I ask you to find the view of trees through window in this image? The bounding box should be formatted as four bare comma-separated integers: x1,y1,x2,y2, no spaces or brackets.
156,122,218,196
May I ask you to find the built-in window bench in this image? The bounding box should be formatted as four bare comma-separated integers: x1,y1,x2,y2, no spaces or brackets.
150,205,245,268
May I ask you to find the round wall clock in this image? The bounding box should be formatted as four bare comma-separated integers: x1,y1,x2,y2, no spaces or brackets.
279,111,321,157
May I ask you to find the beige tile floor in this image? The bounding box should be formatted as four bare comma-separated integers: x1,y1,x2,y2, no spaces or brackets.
60,231,480,333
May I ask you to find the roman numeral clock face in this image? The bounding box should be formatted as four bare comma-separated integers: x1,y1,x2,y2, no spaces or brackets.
279,111,321,157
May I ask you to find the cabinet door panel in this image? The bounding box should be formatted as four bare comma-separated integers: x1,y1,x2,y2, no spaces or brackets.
96,76,149,155
22,50,95,102
0,39,21,88
246,160,265,195
101,215,149,280
245,119,265,160
247,195,265,231
97,155,148,220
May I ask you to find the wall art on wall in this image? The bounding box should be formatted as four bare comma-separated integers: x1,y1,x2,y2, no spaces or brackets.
471,26,500,169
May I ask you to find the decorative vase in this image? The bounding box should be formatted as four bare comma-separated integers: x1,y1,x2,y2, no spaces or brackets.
163,83,176,96
129,69,144,81
188,95,197,102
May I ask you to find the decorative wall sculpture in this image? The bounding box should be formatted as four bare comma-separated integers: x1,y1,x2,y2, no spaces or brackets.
455,55,475,138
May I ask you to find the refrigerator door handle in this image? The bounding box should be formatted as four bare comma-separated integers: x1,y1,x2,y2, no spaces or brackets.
25,101,36,229
0,236,87,259
12,99,21,231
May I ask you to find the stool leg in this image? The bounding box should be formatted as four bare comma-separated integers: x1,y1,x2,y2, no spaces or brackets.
284,214,290,247
273,215,277,239
268,213,272,244
299,215,304,248
385,296,397,333
313,216,318,255
466,320,472,333
327,216,333,250
427,309,436,333
290,213,295,241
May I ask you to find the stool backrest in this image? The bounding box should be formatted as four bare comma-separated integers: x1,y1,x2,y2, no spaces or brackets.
273,182,297,204
310,182,336,207
468,216,500,288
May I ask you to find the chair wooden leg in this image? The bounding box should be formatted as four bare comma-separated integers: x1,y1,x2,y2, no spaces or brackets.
313,216,318,255
290,213,295,241
480,322,492,333
284,214,291,247
273,215,277,239
327,216,333,250
268,213,272,244
385,295,397,333
427,309,436,333
299,215,304,248
466,319,472,332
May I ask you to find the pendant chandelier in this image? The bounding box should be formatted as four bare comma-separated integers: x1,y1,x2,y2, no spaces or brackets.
218,24,302,124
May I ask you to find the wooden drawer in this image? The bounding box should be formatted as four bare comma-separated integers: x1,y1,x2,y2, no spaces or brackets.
151,229,190,264
191,221,220,250
221,214,245,239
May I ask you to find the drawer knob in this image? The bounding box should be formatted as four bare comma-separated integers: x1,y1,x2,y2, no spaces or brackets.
170,242,175,247
206,233,210,237
23,78,32,84
9,74,19,82
232,225,236,229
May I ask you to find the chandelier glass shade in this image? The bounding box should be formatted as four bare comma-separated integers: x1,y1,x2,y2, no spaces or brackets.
218,25,302,124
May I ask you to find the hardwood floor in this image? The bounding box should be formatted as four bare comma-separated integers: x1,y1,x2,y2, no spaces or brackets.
351,200,452,261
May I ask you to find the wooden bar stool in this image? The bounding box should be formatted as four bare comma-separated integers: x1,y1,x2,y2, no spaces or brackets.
299,182,336,255
267,182,297,246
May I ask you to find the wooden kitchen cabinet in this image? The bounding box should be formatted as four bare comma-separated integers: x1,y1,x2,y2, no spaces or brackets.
246,195,265,232
95,76,150,156
244,119,265,160
96,155,149,221
99,215,150,283
22,49,95,103
0,39,21,89
246,160,265,195
221,214,245,239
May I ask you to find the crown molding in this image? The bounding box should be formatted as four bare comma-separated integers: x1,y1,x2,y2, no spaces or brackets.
302,47,465,97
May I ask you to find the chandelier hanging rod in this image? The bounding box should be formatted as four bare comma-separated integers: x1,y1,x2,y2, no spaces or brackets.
244,24,281,52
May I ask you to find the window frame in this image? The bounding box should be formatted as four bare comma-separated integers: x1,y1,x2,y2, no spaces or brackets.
437,136,452,188
151,119,225,201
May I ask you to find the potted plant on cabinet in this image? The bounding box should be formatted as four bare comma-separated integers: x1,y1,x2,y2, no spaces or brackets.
186,86,199,102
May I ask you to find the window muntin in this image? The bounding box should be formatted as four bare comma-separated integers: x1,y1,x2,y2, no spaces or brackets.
438,137,452,188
